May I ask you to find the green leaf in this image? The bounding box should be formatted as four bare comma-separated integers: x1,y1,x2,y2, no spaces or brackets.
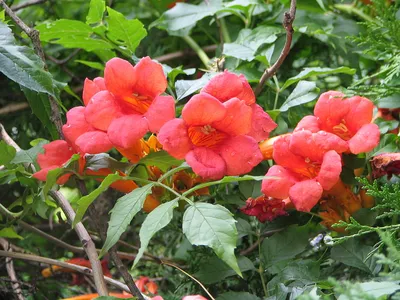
0,227,23,239
73,173,122,227
86,0,105,25
0,141,16,167
261,225,310,269
183,203,241,275
353,281,400,298
85,153,130,172
281,67,356,90
369,134,399,157
11,140,47,165
75,60,104,70
0,21,63,98
280,81,319,112
330,239,380,274
138,150,183,172
216,292,260,300
106,7,147,54
195,256,255,284
100,184,155,257
36,20,113,51
133,198,179,267
376,94,400,109
175,72,216,101
22,88,59,139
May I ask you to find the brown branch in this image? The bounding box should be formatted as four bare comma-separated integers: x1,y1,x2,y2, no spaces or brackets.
0,239,25,300
0,250,132,293
0,103,29,115
48,190,108,296
0,0,64,139
11,0,46,11
254,0,297,97
154,45,217,63
0,123,21,151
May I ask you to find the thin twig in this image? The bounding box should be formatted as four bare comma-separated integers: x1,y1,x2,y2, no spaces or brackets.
162,261,215,300
48,190,109,296
46,48,81,65
0,250,131,293
0,123,21,151
0,239,25,300
254,0,297,96
0,0,64,138
11,0,46,11
0,103,29,115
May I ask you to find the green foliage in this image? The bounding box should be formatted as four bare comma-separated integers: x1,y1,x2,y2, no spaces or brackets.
138,150,183,172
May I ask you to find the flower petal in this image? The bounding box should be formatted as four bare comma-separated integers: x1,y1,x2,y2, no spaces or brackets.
294,115,320,133
37,140,75,169
185,147,226,179
316,150,342,190
212,97,252,136
75,131,113,154
108,115,149,149
201,71,255,104
182,93,226,126
314,91,349,131
85,91,121,131
261,165,298,199
272,134,309,171
144,95,175,133
82,77,106,106
247,104,277,142
345,96,375,133
104,57,137,96
348,123,380,154
219,135,263,176
33,167,72,184
62,107,94,148
158,119,192,159
289,180,323,212
132,57,167,98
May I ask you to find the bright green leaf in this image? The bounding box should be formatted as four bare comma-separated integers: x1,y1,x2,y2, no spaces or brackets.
281,67,356,90
100,184,155,257
133,198,179,267
0,22,63,98
280,81,319,112
183,203,241,275
138,150,183,172
86,0,105,25
0,227,23,239
11,140,47,165
0,141,16,167
75,60,104,70
73,173,122,227
106,7,147,54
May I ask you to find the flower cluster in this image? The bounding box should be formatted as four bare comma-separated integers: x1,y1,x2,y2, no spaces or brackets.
258,91,380,214
158,71,277,179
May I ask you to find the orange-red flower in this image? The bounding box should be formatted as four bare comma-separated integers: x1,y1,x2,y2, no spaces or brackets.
241,195,287,222
261,130,347,212
158,93,264,179
295,91,380,154
135,276,159,295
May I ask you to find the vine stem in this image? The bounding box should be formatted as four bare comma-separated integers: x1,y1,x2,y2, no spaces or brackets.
48,190,109,296
182,35,211,68
254,0,297,97
257,231,268,297
0,250,131,293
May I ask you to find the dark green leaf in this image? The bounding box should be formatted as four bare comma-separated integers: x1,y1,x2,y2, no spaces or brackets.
73,173,123,227
0,22,63,97
138,150,183,172
183,203,241,275
75,60,104,70
85,153,131,172
216,292,260,300
106,7,147,54
376,94,400,109
100,184,155,257
133,198,179,266
280,81,319,111
11,140,47,165
86,0,105,25
0,141,16,167
195,256,255,284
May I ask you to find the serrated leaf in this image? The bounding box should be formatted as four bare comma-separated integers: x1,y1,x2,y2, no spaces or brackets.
0,227,23,239
86,0,105,25
195,256,255,284
36,20,113,51
133,198,179,267
85,153,130,171
281,67,356,90
280,81,319,112
0,21,63,98
11,140,47,165
0,141,16,167
183,203,241,275
138,150,183,172
73,173,122,227
100,184,155,257
175,72,216,101
106,7,147,54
